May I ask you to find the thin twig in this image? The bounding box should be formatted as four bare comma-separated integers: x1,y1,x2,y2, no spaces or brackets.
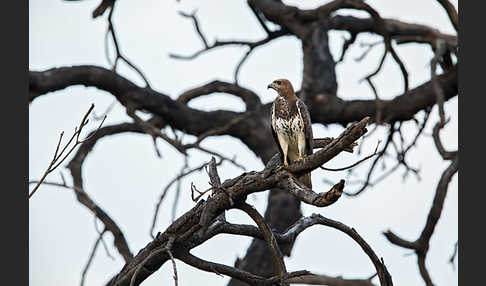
80,229,108,286
448,241,458,271
166,248,179,286
106,4,151,88
127,108,187,154
94,216,115,260
179,10,209,48
172,156,189,222
321,140,381,171
355,41,383,62
29,104,106,198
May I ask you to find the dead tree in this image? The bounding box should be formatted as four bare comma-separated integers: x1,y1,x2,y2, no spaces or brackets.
29,1,458,286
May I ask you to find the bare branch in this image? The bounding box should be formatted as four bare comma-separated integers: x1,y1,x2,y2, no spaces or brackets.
29,64,457,129
166,248,179,286
321,140,380,172
150,159,216,238
169,12,288,82
177,251,269,286
94,217,115,260
105,4,151,87
436,0,458,31
285,117,370,174
326,15,456,50
126,107,187,154
354,41,383,63
283,177,344,207
345,124,395,196
336,32,358,63
433,120,457,161
107,117,371,286
281,214,393,286
80,229,108,286
177,80,261,111
384,155,458,286
169,29,287,61
92,0,114,18
248,2,272,35
448,241,458,271
171,156,189,222
32,3,459,285
287,273,376,286
236,202,287,283
29,104,106,199
178,10,209,48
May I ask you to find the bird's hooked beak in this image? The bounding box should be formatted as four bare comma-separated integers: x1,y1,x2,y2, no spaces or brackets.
267,82,277,91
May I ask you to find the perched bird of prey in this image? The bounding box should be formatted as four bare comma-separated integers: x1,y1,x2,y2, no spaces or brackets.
268,79,313,188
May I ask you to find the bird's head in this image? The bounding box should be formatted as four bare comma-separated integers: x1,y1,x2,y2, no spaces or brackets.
267,79,295,98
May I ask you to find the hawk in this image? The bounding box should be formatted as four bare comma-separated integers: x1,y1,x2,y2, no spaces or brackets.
268,79,313,188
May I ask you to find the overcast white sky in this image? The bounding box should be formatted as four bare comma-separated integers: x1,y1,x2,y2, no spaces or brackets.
29,0,458,285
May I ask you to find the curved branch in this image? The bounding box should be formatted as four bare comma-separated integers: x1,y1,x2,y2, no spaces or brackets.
302,214,393,286
177,80,261,111
29,66,244,137
436,0,458,32
65,122,150,262
308,65,457,125
321,140,380,171
177,251,270,286
326,15,457,50
432,120,457,160
282,177,344,207
249,0,456,50
193,220,378,286
236,202,287,282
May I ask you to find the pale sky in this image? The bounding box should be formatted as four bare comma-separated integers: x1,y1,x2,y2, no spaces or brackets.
29,0,458,285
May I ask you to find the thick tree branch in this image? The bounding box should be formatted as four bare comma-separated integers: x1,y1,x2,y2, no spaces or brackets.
285,117,369,174
283,178,344,207
249,0,456,51
177,80,261,111
307,65,457,125
106,117,370,286
326,15,457,50
29,65,457,132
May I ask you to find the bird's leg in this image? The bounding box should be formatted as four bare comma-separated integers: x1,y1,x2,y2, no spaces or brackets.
282,142,289,168
275,141,289,172
275,155,287,172
273,132,290,173
295,133,307,163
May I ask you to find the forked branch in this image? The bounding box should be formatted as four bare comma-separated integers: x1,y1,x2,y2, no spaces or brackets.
29,104,106,199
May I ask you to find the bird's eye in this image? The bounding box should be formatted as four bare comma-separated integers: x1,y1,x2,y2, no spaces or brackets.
275,81,281,85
